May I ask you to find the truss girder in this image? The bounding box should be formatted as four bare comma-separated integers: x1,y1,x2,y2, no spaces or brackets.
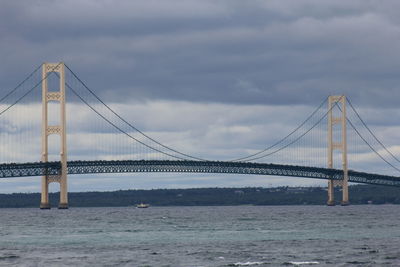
0,160,399,187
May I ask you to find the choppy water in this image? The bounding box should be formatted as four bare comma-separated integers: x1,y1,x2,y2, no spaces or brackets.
0,205,400,266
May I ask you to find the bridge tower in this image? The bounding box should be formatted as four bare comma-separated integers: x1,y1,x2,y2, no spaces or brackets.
327,95,349,206
40,62,68,209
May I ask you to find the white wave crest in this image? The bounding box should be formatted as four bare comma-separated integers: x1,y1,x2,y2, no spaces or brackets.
289,261,319,265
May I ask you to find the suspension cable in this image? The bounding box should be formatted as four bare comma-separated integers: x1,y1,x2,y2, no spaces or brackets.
67,84,191,161
241,97,343,162
347,116,400,172
64,64,206,161
0,64,42,104
334,101,400,173
0,63,61,117
230,97,328,161
347,98,400,164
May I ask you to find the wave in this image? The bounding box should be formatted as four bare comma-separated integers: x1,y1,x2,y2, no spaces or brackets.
232,262,265,266
287,261,319,265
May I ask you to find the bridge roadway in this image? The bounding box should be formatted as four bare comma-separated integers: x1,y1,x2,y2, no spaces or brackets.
0,160,399,187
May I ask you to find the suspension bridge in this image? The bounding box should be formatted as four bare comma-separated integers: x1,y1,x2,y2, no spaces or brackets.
1,62,400,209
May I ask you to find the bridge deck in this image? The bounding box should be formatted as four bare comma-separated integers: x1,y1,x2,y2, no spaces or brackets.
0,160,399,187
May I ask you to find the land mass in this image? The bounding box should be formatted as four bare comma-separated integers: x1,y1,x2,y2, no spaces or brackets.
1,185,400,208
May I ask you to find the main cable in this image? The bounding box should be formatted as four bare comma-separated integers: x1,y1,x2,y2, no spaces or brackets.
241,97,343,162
347,98,400,164
0,63,61,118
335,102,400,173
64,64,206,161
347,116,400,173
67,84,190,161
230,97,328,162
0,64,42,104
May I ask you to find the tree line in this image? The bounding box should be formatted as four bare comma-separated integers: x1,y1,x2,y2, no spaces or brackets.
0,185,399,208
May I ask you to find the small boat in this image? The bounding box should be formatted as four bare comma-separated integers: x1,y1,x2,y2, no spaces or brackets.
136,203,150,208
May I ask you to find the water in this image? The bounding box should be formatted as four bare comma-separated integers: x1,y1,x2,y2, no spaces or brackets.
1,205,400,266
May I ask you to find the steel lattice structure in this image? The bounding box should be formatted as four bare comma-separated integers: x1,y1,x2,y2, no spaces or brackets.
0,160,399,187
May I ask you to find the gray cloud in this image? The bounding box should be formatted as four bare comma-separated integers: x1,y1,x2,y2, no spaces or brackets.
1,0,400,106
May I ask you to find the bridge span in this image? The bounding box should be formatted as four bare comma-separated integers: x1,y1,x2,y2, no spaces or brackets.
2,62,400,208
1,160,399,187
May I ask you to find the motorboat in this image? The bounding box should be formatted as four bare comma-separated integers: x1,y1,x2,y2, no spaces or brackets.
136,203,150,208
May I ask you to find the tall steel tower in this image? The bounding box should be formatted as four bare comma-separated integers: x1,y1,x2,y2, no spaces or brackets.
40,62,68,209
327,95,349,206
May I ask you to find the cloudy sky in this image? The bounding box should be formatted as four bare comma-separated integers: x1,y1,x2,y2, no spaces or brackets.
1,0,400,193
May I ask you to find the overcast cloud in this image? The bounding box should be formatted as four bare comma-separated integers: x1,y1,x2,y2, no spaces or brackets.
1,0,400,193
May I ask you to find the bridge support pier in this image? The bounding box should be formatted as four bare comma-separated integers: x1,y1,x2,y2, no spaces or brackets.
40,62,68,209
40,175,50,209
327,180,335,206
327,95,349,206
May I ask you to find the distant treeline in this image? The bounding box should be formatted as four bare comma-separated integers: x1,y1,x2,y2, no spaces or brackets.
1,185,400,208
